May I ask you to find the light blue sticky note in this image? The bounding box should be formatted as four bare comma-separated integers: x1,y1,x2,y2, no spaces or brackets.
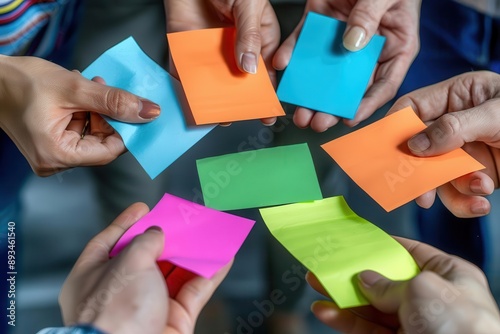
277,12,386,119
82,37,215,179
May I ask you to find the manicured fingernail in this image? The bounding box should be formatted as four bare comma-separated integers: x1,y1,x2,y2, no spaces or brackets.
241,53,257,74
408,133,431,153
471,201,489,215
470,178,484,194
139,99,160,120
358,271,382,288
146,225,163,233
343,26,366,51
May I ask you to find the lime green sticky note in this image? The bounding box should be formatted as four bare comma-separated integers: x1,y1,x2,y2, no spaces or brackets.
196,143,323,210
259,196,420,308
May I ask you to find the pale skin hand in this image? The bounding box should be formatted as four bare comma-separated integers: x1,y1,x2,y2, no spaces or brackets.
59,202,232,334
387,71,500,218
307,237,500,334
165,0,280,126
0,56,161,176
273,0,421,132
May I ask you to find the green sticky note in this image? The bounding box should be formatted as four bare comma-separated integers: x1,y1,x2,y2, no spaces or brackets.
259,196,420,308
196,143,323,210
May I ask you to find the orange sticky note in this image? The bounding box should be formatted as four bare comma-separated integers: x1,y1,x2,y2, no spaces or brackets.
321,107,485,211
167,28,285,125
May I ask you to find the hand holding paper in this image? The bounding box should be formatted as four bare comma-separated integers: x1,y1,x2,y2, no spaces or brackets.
389,71,500,218
277,13,385,125
167,27,285,125
260,196,420,308
321,106,484,212
110,193,255,280
274,0,420,131
308,237,500,334
82,37,214,179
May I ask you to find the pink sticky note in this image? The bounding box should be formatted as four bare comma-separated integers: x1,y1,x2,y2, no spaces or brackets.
110,193,255,278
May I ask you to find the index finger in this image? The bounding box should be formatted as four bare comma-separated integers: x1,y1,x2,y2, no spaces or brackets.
387,78,455,120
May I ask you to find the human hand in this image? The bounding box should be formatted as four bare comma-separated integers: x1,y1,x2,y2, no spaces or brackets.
0,56,161,176
165,0,280,126
59,202,232,334
274,0,421,132
307,237,500,333
388,71,500,218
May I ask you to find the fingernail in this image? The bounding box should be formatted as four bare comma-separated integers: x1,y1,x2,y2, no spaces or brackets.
358,270,382,288
262,119,277,127
139,99,161,120
471,201,489,215
146,225,163,233
343,26,366,51
470,178,484,194
408,133,431,153
241,53,257,74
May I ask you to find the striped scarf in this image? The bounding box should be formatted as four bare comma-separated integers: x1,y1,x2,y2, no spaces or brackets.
0,0,80,57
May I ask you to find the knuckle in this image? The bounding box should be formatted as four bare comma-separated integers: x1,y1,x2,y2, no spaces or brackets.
351,5,382,28
240,28,261,50
104,88,132,119
433,113,462,142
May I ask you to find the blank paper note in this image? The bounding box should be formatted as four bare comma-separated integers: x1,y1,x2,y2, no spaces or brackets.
260,196,420,308
196,143,323,210
167,27,285,125
82,37,215,179
110,193,255,279
321,106,484,211
277,12,385,119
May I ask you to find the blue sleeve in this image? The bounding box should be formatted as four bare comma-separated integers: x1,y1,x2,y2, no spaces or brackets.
36,324,107,334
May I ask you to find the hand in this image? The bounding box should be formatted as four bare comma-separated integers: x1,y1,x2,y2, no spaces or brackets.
274,0,421,132
59,202,232,334
307,237,500,334
165,0,280,126
388,71,500,218
0,56,161,176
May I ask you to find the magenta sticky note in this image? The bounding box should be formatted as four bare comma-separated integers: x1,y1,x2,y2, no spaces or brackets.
110,193,255,278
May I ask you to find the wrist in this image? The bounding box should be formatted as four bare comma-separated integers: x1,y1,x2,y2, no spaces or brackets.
0,56,31,125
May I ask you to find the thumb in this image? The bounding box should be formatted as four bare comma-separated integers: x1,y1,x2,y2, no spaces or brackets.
124,226,165,263
76,77,160,123
233,0,264,74
357,270,406,313
407,102,500,156
343,0,393,51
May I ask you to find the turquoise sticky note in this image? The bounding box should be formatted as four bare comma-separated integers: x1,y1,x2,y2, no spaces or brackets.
82,37,215,179
277,12,386,119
